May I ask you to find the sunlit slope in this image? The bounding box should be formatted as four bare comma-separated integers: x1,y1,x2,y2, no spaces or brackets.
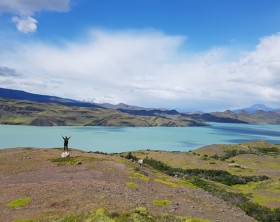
0,98,204,126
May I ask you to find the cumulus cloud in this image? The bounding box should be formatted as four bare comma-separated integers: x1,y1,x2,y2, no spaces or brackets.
11,16,37,33
1,30,280,111
0,0,70,33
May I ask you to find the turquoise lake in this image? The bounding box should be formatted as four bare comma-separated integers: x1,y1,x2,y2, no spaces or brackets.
1,123,280,153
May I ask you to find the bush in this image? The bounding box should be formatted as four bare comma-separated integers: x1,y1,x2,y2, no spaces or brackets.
201,156,208,161
125,152,138,161
144,158,268,186
153,199,172,207
144,157,279,222
7,198,32,208
211,154,219,160
126,182,139,188
50,157,82,165
86,208,114,222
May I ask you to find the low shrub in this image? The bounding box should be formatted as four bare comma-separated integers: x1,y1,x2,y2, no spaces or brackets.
132,172,150,181
7,198,32,208
153,199,172,207
50,157,83,165
125,152,138,161
86,208,114,222
144,157,269,186
126,182,139,188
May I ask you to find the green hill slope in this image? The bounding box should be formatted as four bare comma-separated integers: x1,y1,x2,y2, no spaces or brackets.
0,98,205,127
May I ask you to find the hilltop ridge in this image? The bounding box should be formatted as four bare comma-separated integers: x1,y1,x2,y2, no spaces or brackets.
0,88,205,127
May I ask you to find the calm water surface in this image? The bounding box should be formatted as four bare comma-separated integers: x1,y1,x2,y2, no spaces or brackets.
1,123,280,152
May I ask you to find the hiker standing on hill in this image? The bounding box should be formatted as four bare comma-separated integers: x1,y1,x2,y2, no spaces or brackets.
62,136,71,152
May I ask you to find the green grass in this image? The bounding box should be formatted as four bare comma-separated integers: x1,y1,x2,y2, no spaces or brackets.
154,178,178,188
252,193,280,206
13,219,36,222
261,161,280,168
44,214,83,222
12,207,216,222
50,156,103,166
134,207,149,215
178,180,198,189
7,198,32,208
132,172,150,181
232,180,280,207
233,181,264,191
50,157,83,165
153,199,172,207
126,182,139,188
86,208,114,222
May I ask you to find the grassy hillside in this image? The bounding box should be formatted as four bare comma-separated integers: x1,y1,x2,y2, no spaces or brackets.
188,109,280,124
131,141,280,210
1,141,278,221
0,148,255,222
0,98,205,127
210,110,280,124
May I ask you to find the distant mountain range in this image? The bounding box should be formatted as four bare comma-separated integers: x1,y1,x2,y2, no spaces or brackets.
0,88,101,108
233,104,279,114
0,88,204,127
187,104,280,124
1,87,280,125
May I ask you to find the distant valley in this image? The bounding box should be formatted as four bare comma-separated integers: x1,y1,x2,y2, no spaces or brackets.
1,87,280,126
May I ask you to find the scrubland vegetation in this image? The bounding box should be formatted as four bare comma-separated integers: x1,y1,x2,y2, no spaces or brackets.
126,141,280,222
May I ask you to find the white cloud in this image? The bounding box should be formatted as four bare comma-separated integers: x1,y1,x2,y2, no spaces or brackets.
11,16,37,33
0,0,70,15
1,30,280,111
0,0,70,33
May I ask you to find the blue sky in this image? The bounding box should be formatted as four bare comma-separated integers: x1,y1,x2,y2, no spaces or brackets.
0,0,280,111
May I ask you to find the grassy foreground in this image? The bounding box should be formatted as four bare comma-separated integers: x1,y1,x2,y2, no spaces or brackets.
1,141,278,222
